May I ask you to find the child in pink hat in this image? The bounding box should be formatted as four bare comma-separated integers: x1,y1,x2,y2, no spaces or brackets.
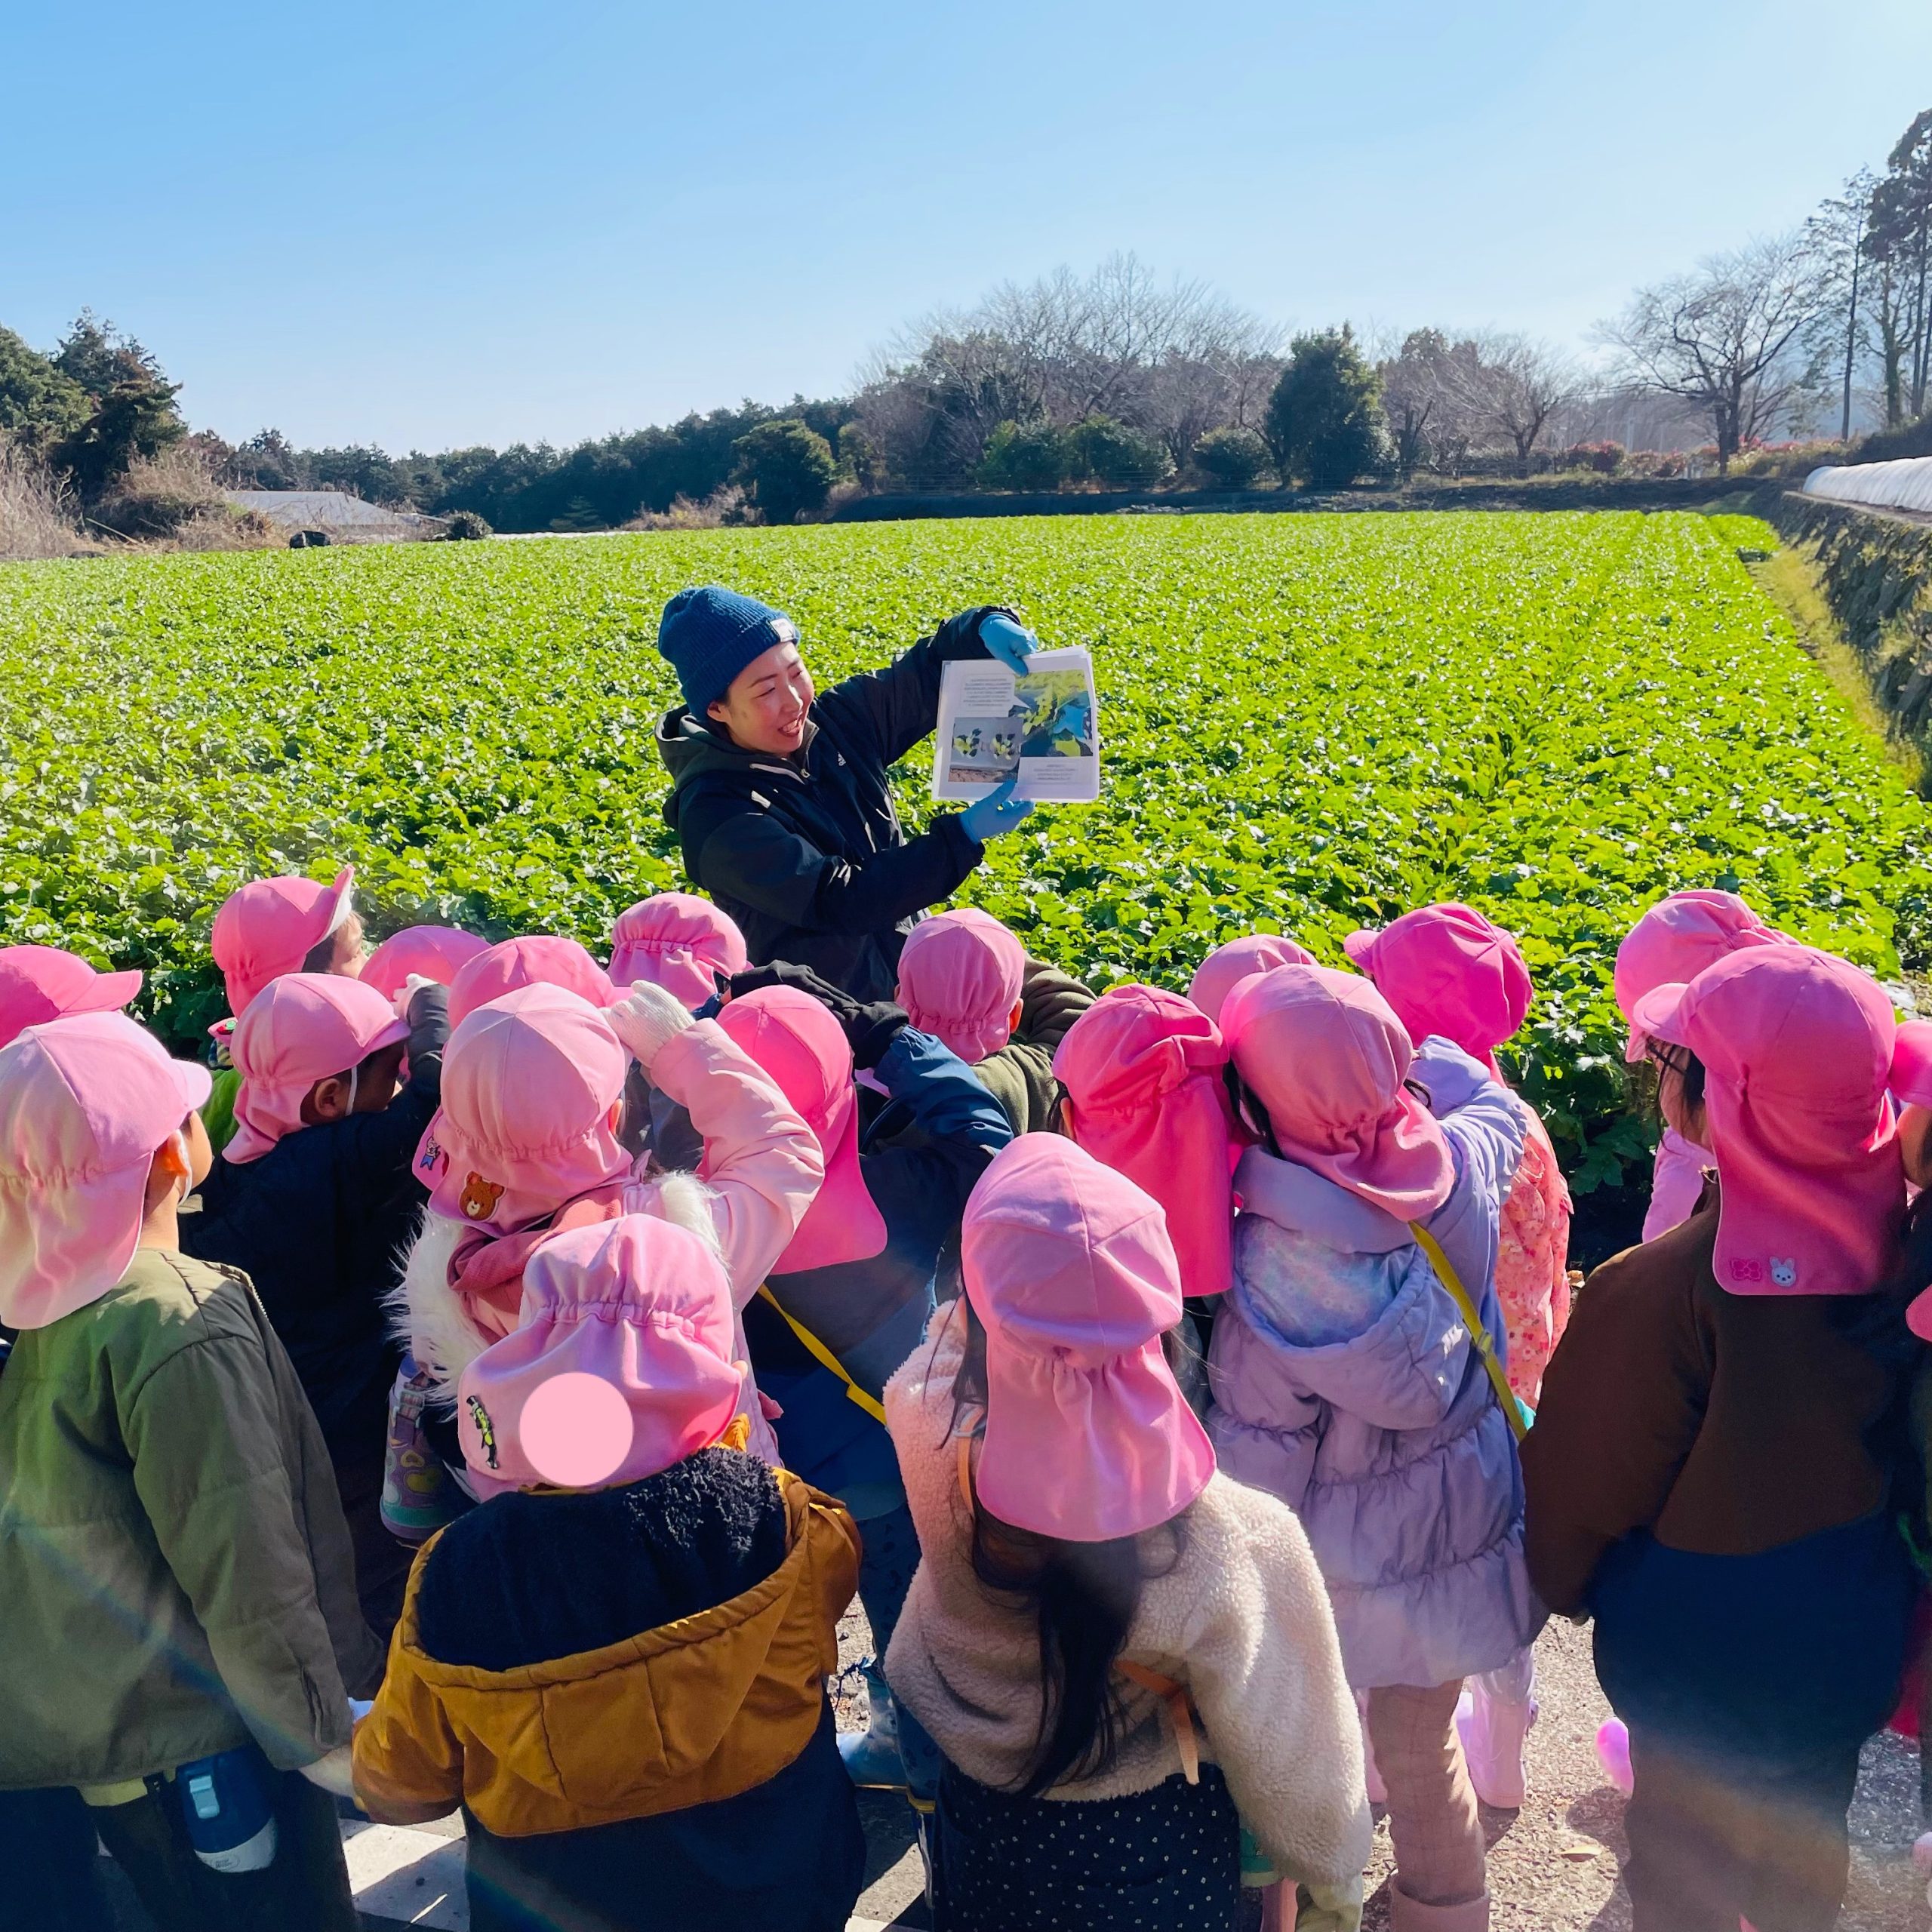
395,979,823,1472
0,1011,380,1930
1187,931,1317,1026
0,944,143,1049
883,1136,1370,1932
608,891,749,1005
1524,946,1916,1932
204,863,365,1156
1613,890,1791,1239
446,932,617,1027
1346,903,1571,1809
893,908,1095,1134
360,924,490,1005
353,1214,866,1932
716,968,1011,1796
183,972,449,1638
1206,964,1534,1932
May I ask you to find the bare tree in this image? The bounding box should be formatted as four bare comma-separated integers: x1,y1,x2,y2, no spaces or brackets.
1597,232,1829,473
1449,333,1579,474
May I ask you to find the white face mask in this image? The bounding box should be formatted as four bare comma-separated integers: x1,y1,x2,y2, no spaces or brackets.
345,1064,361,1115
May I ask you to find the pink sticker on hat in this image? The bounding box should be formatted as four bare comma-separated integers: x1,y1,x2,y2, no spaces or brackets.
518,1371,636,1488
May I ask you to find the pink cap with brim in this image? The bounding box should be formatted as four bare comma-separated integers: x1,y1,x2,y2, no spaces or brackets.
963,1137,1215,1543
1344,903,1532,1081
608,894,749,1008
717,987,887,1273
0,1013,211,1331
1891,1020,1932,1110
225,974,411,1165
896,909,1026,1064
1614,890,1792,1062
1634,947,1903,1300
361,926,490,1003
418,983,632,1235
1221,964,1454,1222
457,1215,743,1500
1054,986,1238,1297
448,936,617,1028
1186,934,1316,1026
211,867,355,1016
0,946,144,1050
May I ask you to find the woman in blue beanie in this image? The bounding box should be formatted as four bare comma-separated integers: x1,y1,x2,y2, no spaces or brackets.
654,586,1038,998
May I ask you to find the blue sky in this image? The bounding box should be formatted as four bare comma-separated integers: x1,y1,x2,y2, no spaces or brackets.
4,0,1927,451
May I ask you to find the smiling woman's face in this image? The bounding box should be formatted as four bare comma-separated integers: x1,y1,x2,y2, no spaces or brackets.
707,638,815,755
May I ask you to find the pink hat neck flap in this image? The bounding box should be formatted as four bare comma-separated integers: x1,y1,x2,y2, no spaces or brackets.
225,974,411,1164
608,894,748,1008
457,1215,743,1499
211,866,355,1016
1344,902,1531,1081
448,936,617,1029
1891,1020,1932,1110
1614,890,1791,1062
1634,947,1903,1300
716,987,886,1273
417,983,633,1237
360,926,490,1003
1054,984,1238,1297
962,1137,1215,1543
1187,934,1316,1026
0,946,144,1050
895,908,1026,1063
0,1012,212,1330
1221,964,1454,1222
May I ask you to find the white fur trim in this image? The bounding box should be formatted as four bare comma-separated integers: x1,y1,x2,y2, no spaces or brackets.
386,1209,489,1407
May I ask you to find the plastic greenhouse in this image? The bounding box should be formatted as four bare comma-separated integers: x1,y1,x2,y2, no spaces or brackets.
1804,459,1932,515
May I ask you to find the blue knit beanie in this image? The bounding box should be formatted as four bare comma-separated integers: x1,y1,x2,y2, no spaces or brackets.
657,585,799,717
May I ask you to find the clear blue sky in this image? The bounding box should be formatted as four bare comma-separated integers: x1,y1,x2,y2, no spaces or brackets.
4,0,1927,452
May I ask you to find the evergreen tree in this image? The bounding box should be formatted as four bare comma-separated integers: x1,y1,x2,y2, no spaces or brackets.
1264,327,1389,491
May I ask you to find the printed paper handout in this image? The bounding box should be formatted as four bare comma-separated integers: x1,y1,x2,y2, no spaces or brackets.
932,645,1100,803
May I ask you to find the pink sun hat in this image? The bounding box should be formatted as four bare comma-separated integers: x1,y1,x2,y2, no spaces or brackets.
448,936,617,1029
224,974,411,1165
1344,903,1532,1081
1632,946,1903,1300
418,983,632,1236
1614,890,1792,1063
457,1214,743,1500
716,987,887,1273
0,946,144,1050
211,866,356,1016
962,1136,1216,1543
1221,964,1454,1222
1054,985,1239,1297
608,894,748,1008
1186,934,1317,1026
1891,1020,1932,1110
896,908,1027,1064
361,925,490,1004
0,1011,212,1331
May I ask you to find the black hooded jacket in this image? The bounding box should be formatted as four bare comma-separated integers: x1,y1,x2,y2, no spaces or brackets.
655,607,1008,998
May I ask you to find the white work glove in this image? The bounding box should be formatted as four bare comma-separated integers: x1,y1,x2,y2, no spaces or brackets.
297,1743,357,1799
395,973,440,1020
608,981,697,1074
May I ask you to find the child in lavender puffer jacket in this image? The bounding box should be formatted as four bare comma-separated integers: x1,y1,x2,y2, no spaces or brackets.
1205,965,1540,1932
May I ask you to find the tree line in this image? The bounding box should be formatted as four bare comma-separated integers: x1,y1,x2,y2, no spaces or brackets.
4,106,1928,536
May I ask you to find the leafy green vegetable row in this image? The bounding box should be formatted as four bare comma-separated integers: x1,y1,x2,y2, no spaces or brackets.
2,509,1924,1188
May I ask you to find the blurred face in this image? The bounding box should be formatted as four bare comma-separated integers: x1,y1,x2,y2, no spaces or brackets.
305,912,367,978
706,640,814,757
1651,1048,1709,1150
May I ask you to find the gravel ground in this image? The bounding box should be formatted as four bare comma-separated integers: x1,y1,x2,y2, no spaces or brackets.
840,1606,1932,1930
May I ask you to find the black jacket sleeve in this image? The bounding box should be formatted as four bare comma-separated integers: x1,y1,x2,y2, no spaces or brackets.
334,986,450,1199
815,605,1008,771
694,805,986,940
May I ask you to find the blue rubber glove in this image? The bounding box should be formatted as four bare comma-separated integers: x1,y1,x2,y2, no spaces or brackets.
978,613,1037,673
960,774,1035,844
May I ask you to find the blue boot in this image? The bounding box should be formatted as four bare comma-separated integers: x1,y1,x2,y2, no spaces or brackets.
838,1662,907,1789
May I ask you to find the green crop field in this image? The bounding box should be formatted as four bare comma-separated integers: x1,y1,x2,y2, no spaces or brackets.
2,509,1926,1186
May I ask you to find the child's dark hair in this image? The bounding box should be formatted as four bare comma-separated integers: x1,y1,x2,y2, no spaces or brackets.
1642,1038,1706,1121
946,1300,1185,1801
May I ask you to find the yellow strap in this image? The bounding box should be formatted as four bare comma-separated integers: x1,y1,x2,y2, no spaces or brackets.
755,1284,888,1426
1407,1223,1528,1443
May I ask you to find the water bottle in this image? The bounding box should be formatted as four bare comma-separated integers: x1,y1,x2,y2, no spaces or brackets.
176,1744,278,1873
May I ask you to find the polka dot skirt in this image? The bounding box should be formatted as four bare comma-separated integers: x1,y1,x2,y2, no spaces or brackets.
932,1759,1242,1931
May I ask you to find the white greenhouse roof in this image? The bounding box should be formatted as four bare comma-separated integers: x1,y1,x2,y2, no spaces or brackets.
1804,459,1932,518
